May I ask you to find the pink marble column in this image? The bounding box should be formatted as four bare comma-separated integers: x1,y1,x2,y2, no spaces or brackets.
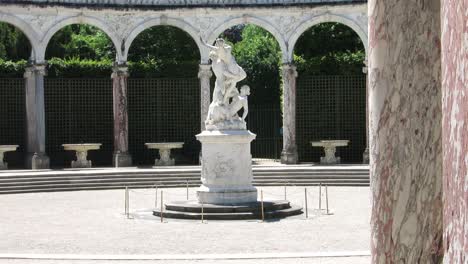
112,63,132,167
281,63,298,164
441,0,467,262
24,64,49,169
369,0,443,262
198,64,212,131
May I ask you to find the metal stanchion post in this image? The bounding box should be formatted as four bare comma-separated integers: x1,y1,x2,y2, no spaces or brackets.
284,186,287,200
154,185,158,208
126,187,130,219
160,190,164,223
186,180,189,200
124,186,128,216
201,202,204,223
326,185,329,215
319,183,322,211
261,190,265,222
304,188,308,218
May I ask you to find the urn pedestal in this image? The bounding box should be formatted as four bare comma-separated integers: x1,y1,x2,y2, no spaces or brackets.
196,130,257,205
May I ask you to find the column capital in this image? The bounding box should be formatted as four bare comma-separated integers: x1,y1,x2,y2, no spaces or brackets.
281,63,298,78
112,62,129,78
198,64,213,79
24,63,47,78
362,59,368,74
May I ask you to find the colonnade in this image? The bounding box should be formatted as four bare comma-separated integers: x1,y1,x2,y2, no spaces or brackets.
22,59,311,168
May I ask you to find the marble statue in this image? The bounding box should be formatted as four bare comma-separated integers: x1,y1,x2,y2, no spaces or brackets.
202,38,248,130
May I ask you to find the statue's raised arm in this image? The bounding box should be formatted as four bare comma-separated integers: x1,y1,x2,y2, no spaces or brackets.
200,36,218,51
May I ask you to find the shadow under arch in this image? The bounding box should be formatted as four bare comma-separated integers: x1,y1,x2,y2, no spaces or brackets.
288,14,368,61
207,16,288,63
123,17,204,63
37,16,122,63
0,15,39,59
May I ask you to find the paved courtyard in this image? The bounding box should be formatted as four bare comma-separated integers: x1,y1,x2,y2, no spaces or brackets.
0,186,371,263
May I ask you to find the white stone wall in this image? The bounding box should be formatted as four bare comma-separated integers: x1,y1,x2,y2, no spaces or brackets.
0,3,367,64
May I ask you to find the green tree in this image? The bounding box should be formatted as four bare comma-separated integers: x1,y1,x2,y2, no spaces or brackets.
46,24,115,60
228,24,282,106
0,22,31,61
294,22,365,75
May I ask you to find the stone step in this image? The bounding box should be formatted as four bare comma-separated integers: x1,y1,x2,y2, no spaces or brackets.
164,200,291,213
153,201,303,220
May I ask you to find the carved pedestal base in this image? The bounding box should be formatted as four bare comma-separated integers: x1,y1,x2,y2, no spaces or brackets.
281,149,298,164
25,152,49,169
362,148,369,164
196,130,257,205
113,152,132,167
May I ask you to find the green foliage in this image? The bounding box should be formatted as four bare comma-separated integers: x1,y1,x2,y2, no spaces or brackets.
47,58,113,77
128,26,199,63
0,23,31,61
0,59,28,77
228,25,282,106
46,25,116,60
294,22,365,75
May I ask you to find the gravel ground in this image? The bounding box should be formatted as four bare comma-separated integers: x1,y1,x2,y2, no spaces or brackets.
0,186,371,262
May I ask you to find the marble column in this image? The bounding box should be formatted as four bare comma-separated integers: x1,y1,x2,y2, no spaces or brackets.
280,63,298,164
441,1,467,262
24,64,49,169
362,60,369,164
112,63,132,167
369,0,443,263
198,64,212,131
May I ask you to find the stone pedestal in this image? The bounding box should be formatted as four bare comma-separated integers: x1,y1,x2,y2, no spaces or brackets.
311,140,349,164
145,142,184,166
62,143,102,168
196,130,257,205
0,145,19,170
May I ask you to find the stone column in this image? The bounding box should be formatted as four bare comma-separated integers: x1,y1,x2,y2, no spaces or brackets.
280,64,298,164
198,64,212,131
441,1,467,262
24,64,49,169
112,63,132,167
362,60,369,164
369,0,443,263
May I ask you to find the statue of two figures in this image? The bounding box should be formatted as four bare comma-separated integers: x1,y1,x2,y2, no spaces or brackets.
203,38,250,130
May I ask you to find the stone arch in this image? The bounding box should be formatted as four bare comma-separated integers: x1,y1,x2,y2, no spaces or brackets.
123,17,204,62
37,16,122,63
287,13,368,62
207,16,289,63
0,14,40,59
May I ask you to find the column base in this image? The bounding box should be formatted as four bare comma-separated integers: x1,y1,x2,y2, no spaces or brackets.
72,160,92,168
25,152,50,169
362,148,369,164
0,162,8,170
281,149,298,164
113,152,132,167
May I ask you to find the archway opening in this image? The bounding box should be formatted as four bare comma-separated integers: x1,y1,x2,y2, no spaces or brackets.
0,22,32,168
294,22,366,163
217,24,283,161
44,24,116,167
127,25,201,165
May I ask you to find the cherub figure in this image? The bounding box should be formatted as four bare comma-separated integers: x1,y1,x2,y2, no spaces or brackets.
228,85,250,121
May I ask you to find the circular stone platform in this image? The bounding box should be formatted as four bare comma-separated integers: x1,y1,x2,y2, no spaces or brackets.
153,200,303,220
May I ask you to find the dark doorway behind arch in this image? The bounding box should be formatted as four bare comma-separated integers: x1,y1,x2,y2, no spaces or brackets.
294,22,366,163
44,24,115,167
0,22,31,168
127,25,201,165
